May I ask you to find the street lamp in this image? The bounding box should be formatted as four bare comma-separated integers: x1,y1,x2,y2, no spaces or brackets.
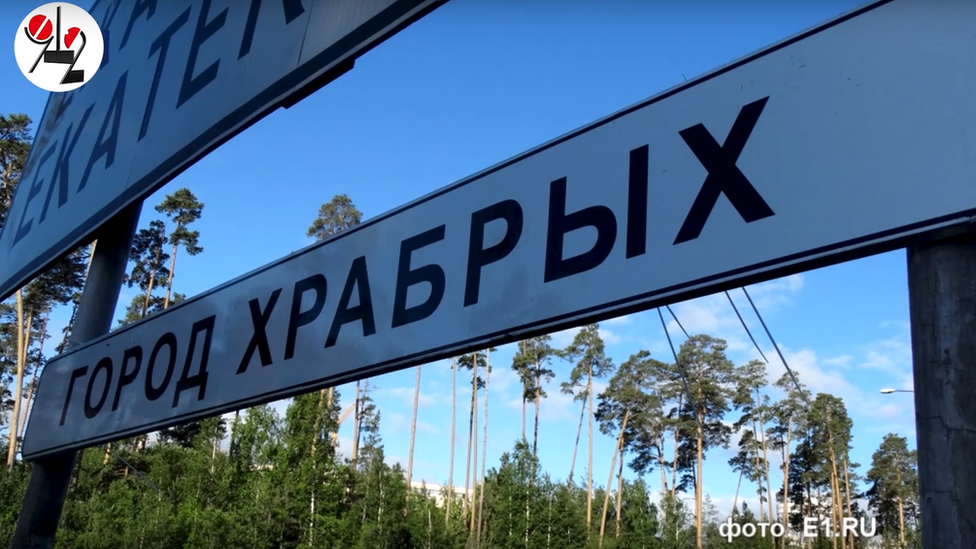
880,388,914,394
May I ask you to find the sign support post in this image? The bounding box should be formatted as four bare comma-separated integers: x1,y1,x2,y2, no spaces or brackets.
11,203,141,549
907,235,976,548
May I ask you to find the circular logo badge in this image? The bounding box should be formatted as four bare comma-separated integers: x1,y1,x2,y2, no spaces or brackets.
14,3,104,92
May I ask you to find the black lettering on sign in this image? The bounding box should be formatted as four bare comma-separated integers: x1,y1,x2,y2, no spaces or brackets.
42,105,96,223
178,0,228,109
60,366,88,426
392,227,446,328
79,72,128,193
13,142,59,245
94,0,124,70
326,256,377,348
673,97,774,245
112,345,143,411
173,315,216,407
464,200,523,307
544,178,617,283
54,91,74,125
285,275,327,360
84,357,113,419
626,145,649,259
237,288,283,374
120,0,157,51
145,332,177,401
141,8,191,141
239,0,306,59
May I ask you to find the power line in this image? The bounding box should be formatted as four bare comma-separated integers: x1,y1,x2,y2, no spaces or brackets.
740,286,807,402
656,308,703,434
724,290,770,363
665,305,689,338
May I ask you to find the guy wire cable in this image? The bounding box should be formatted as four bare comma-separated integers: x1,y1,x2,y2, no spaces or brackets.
724,290,770,364
105,444,160,493
656,308,703,434
740,286,808,403
665,305,689,338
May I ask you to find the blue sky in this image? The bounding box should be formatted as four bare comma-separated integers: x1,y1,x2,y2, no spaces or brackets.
1,0,917,516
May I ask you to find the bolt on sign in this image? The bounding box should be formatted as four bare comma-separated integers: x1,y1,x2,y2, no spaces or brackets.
0,0,448,303
22,0,976,459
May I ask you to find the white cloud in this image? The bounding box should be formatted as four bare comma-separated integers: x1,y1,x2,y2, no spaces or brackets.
387,411,440,435
599,327,622,345
551,326,581,348
823,355,853,367
381,386,438,408
604,315,632,326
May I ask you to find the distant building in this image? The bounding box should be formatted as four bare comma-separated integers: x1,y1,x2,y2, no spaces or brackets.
410,481,472,507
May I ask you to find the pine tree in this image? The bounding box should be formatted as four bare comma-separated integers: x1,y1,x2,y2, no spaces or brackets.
154,188,204,309
306,193,363,460
866,433,918,546
595,350,664,547
674,334,735,549
560,323,614,532
126,219,170,319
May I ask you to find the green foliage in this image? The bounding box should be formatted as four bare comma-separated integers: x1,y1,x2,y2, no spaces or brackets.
0,113,32,227
307,194,363,242
866,433,919,544
156,188,204,257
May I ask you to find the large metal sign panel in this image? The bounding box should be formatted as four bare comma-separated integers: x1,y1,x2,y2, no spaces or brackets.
23,0,976,459
0,0,446,302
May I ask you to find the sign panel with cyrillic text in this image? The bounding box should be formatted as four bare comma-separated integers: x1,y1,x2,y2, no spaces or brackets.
23,0,976,459
0,0,446,302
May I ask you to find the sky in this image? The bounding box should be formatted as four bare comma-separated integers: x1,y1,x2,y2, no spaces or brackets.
0,0,917,517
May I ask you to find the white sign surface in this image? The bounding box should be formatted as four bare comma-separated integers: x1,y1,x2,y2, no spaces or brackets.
0,0,445,302
23,0,976,459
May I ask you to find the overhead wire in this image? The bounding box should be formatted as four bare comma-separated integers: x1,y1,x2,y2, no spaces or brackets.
723,290,770,364
656,308,704,434
739,286,808,403
105,444,160,492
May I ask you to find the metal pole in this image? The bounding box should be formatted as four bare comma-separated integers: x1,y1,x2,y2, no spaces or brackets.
906,234,976,549
11,203,141,549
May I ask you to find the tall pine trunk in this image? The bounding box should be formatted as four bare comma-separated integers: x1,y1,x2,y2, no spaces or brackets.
586,370,594,531
446,357,457,527
896,461,906,546
599,409,630,547
476,349,490,546
18,312,49,444
782,422,793,549
309,388,328,459
406,365,422,497
752,424,765,522
826,422,841,549
615,445,624,538
7,292,30,469
671,393,683,499
842,456,854,549
470,353,479,534
533,369,542,456
351,381,361,466
163,242,178,308
732,468,744,516
695,412,704,549
521,394,527,442
568,398,585,485
462,355,476,520
141,244,163,317
757,389,774,524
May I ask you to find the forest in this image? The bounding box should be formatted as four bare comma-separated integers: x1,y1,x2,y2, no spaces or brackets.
1,113,920,549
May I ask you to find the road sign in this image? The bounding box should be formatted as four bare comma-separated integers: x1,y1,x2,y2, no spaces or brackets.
0,0,447,303
22,0,976,459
